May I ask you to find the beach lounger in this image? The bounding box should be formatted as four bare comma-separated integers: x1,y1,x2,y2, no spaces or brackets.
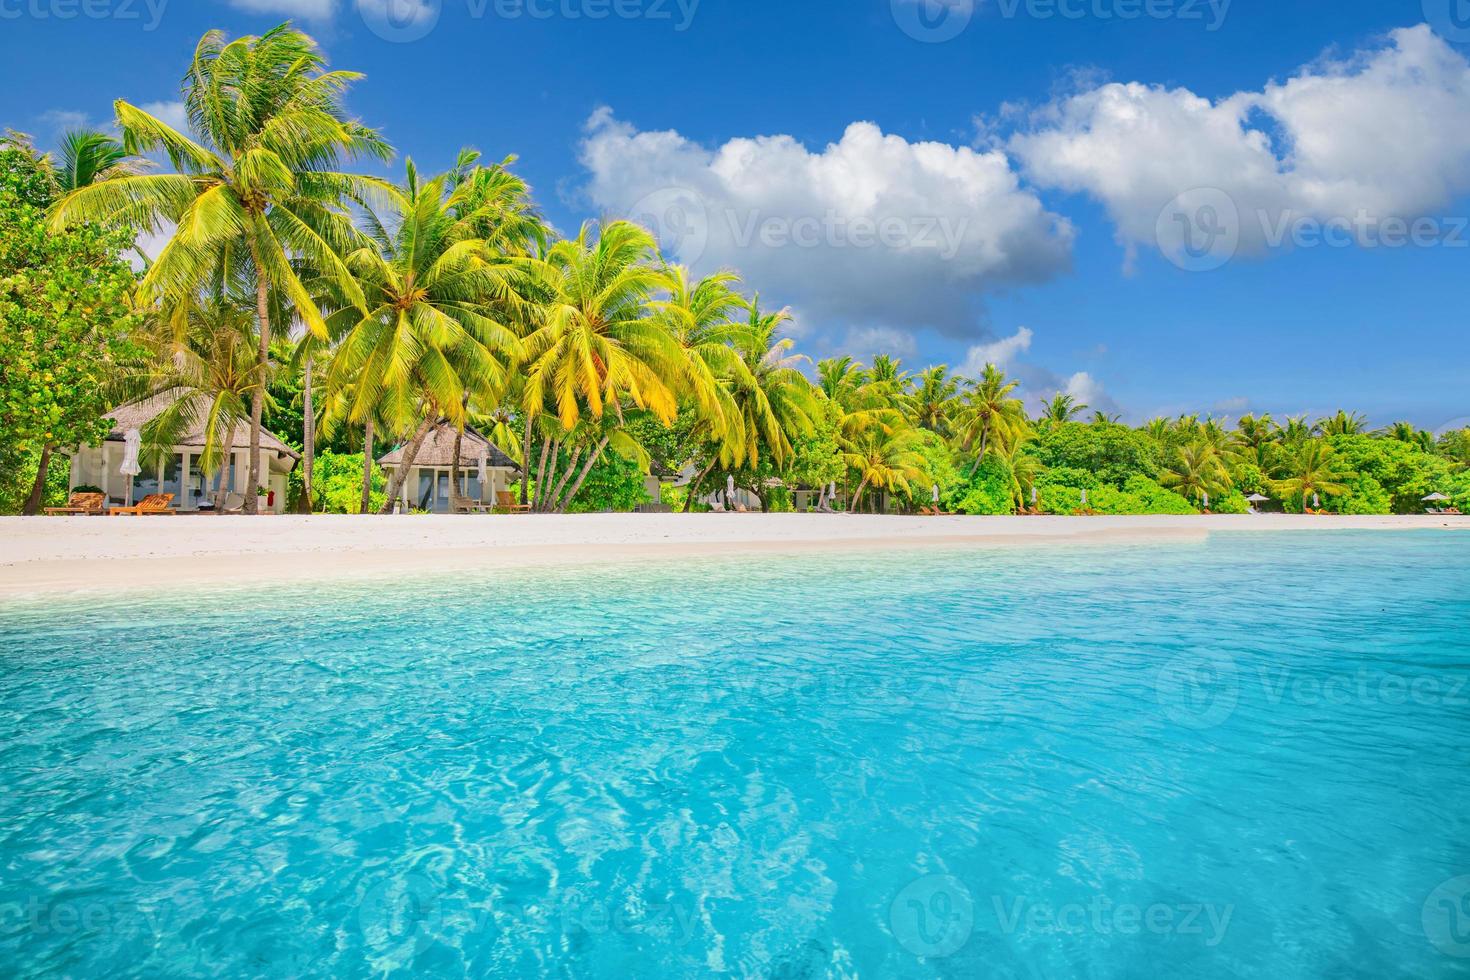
44,492,106,516
494,491,531,514
109,493,175,516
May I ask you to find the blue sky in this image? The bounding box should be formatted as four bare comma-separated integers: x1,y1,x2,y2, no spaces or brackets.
3,0,1467,426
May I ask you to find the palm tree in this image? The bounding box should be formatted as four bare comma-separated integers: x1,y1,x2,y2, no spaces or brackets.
955,364,1027,471
652,266,745,466
1233,414,1280,452
326,158,527,512
50,24,391,514
1040,393,1087,424
1161,442,1231,508
817,356,864,405
520,220,685,512
129,294,265,508
1091,411,1122,426
991,435,1045,512
1274,441,1350,512
840,411,928,513
722,300,822,472
1318,410,1367,437
908,366,960,436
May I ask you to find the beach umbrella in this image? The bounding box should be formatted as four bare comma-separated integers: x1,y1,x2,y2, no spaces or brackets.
1202,492,1210,510
932,484,941,505
727,475,736,508
1031,487,1038,506
1423,492,1450,502
119,428,142,506
1312,492,1321,509
1081,489,1088,506
1246,493,1270,503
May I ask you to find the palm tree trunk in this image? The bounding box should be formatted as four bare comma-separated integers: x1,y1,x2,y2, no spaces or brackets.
21,444,52,516
450,424,465,505
245,274,270,516
520,422,534,506
380,416,436,514
684,459,717,513
298,356,315,514
556,437,610,514
533,437,553,510
850,477,871,513
213,427,237,510
536,439,562,512
360,418,375,514
548,446,585,513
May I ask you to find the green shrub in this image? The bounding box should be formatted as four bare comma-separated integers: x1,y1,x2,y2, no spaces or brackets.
291,452,385,514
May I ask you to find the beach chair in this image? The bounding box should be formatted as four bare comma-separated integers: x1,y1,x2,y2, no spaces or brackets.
45,492,106,516
109,493,175,516
494,491,531,514
451,492,494,515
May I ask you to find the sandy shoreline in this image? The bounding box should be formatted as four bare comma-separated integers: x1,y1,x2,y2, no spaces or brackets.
1,513,1465,598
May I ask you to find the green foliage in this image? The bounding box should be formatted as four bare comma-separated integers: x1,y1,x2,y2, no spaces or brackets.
0,148,141,513
1332,473,1393,515
947,459,1013,515
1033,471,1199,515
565,453,650,514
1327,434,1452,514
1031,422,1160,487
288,452,384,514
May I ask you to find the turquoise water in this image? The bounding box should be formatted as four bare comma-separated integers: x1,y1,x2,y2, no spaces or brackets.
2,531,1469,978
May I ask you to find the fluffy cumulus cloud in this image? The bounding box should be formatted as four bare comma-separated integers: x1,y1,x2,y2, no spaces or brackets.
1010,25,1470,267
579,109,1074,338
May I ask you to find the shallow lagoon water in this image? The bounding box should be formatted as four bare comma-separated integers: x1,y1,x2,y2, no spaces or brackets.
2,531,1469,977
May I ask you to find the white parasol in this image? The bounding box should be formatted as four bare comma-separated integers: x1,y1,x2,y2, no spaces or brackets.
119,428,142,505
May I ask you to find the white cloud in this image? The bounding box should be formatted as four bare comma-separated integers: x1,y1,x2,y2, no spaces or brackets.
228,0,338,19
579,109,1074,338
960,326,1032,375
40,109,90,132
1010,25,1470,265
1062,372,1109,410
845,326,919,361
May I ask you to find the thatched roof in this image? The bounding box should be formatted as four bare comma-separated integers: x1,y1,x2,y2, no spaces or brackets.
104,392,300,460
378,422,519,471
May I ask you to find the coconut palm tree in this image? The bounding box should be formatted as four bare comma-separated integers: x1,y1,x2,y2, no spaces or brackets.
840,411,928,513
1040,393,1087,424
991,435,1045,513
955,364,1027,471
1318,410,1368,437
817,356,864,405
128,294,265,508
652,266,745,463
908,366,960,436
50,24,391,513
1274,441,1350,512
326,158,528,512
520,220,685,511
1161,441,1231,508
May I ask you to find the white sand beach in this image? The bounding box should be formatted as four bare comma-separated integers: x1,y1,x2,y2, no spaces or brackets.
1,513,1465,597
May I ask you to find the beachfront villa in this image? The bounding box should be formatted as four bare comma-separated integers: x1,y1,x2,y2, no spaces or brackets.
67,392,299,513
377,421,520,514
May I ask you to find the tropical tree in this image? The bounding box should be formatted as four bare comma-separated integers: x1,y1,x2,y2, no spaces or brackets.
1160,442,1231,508
50,24,391,513
955,364,1027,471
1275,440,1351,512
521,220,685,512
908,365,960,436
840,411,929,513
1318,410,1368,437
1040,393,1087,424
326,158,527,512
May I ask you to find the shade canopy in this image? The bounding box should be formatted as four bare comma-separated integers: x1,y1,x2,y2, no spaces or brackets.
119,429,142,477
1246,493,1270,502
1423,492,1451,502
